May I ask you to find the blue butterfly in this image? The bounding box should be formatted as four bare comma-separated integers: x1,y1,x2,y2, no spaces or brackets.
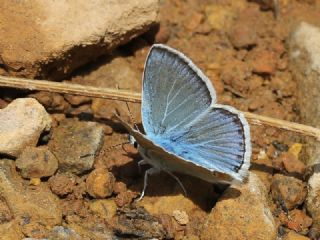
116,44,251,200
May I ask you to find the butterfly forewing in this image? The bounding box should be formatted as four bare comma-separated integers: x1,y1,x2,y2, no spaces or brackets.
142,45,216,137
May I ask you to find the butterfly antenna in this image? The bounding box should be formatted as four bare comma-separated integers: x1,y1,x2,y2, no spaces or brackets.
125,101,140,131
102,141,130,155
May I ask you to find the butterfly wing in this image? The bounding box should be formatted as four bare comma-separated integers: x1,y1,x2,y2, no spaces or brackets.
142,44,216,137
140,44,251,181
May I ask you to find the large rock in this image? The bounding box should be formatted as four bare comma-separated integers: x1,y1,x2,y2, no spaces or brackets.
0,0,159,79
289,22,320,238
201,173,276,240
0,160,62,237
49,118,104,174
0,98,51,157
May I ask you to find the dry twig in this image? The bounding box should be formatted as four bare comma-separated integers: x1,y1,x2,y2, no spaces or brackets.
1,75,320,140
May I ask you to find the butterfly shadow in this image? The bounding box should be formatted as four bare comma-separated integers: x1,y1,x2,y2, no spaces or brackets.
111,150,242,211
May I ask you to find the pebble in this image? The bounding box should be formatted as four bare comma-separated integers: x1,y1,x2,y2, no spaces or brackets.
89,199,117,220
63,94,91,106
29,92,70,112
172,210,189,225
0,98,51,157
201,173,276,240
113,181,127,194
49,118,104,174
115,190,136,207
184,12,203,31
247,48,277,75
228,7,259,48
271,174,307,210
283,231,310,240
15,146,58,179
49,173,76,197
86,168,115,198
204,5,235,31
286,209,312,232
281,152,306,175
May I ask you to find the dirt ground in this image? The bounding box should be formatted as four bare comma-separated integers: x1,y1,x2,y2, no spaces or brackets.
1,0,320,239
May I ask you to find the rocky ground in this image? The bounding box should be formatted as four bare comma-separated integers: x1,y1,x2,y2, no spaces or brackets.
1,0,320,239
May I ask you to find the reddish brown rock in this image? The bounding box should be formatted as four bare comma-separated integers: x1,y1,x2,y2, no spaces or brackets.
113,182,127,194
229,7,259,49
115,191,136,207
201,173,276,240
271,174,307,210
287,209,312,232
247,48,277,75
281,152,306,175
29,92,70,112
15,146,58,179
49,173,76,197
86,168,115,199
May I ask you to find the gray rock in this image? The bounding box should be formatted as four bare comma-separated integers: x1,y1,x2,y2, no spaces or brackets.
49,118,104,174
0,0,159,79
0,98,51,157
289,22,320,238
201,173,276,240
0,160,62,231
16,146,58,179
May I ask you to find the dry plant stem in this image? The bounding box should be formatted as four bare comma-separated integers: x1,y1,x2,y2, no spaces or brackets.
1,75,320,140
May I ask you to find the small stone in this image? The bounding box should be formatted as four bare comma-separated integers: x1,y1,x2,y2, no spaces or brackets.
89,199,117,220
49,173,76,197
29,178,41,186
204,5,235,31
271,174,307,210
247,48,277,75
201,173,276,240
49,118,104,174
86,168,115,198
288,143,303,158
113,182,127,194
16,146,58,179
287,209,312,232
64,94,91,106
185,12,203,31
281,152,306,175
115,191,136,207
0,98,51,157
228,6,259,49
30,92,70,112
172,210,189,225
283,231,310,240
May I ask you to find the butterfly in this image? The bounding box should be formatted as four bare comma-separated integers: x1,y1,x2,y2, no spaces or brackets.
116,44,251,200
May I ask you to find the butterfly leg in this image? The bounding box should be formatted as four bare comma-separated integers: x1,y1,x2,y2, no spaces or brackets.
137,159,149,174
137,167,160,201
164,170,187,196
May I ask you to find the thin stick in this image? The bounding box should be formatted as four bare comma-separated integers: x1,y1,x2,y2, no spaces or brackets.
1,75,320,140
